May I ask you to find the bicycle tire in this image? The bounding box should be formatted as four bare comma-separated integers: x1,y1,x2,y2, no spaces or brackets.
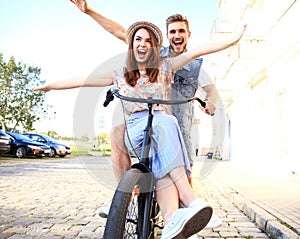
103,168,155,239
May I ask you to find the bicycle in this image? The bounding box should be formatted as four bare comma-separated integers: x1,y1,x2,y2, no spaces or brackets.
102,86,208,239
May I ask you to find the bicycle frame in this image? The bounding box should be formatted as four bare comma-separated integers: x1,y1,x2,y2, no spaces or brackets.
103,86,206,238
132,103,155,238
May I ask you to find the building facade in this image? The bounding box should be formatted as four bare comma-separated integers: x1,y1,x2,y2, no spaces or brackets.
208,0,298,173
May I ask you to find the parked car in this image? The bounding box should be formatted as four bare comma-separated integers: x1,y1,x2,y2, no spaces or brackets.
5,132,51,158
23,133,71,157
0,130,11,155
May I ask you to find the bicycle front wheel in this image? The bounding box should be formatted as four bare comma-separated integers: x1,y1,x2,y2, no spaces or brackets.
103,168,155,239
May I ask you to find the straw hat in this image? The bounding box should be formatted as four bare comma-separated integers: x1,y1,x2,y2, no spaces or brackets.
126,21,163,47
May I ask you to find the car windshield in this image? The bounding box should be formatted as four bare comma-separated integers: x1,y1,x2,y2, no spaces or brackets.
40,134,56,142
8,133,32,141
0,130,10,138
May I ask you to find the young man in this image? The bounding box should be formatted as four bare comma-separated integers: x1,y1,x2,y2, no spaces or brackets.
69,0,222,230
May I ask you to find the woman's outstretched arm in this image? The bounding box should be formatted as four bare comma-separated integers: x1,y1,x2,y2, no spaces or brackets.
171,24,247,71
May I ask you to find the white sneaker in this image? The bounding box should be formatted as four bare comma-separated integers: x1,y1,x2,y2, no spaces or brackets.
161,208,191,239
188,198,209,209
206,214,222,229
98,205,110,218
188,235,198,239
188,199,222,229
161,204,212,239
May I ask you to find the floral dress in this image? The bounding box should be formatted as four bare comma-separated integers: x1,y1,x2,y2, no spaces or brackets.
113,58,173,115
113,58,191,179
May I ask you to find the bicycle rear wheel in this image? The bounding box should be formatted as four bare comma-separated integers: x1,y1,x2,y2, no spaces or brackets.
103,168,155,239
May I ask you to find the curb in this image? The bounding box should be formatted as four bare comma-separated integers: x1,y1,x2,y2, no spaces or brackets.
208,176,300,239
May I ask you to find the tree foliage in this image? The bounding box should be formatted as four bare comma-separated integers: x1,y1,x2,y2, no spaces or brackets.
0,53,46,132
96,131,111,146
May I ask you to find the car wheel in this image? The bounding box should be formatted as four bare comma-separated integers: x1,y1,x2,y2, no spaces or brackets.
49,148,56,157
15,147,26,158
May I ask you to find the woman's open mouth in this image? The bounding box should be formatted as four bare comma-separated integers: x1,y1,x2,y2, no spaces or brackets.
137,49,147,59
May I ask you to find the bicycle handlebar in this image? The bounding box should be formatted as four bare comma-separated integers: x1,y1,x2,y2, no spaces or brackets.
103,87,207,108
103,88,115,107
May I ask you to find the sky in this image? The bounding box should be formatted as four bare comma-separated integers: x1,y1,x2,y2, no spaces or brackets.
0,0,219,136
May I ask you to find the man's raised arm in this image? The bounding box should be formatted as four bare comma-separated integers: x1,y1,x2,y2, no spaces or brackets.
69,0,127,43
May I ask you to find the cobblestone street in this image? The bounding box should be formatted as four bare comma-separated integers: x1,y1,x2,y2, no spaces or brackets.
0,157,271,238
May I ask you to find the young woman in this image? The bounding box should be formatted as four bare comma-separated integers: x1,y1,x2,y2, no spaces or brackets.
34,21,246,238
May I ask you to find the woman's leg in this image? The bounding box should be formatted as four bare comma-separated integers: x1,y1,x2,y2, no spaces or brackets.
169,166,196,207
155,175,179,224
156,166,196,223
157,167,213,239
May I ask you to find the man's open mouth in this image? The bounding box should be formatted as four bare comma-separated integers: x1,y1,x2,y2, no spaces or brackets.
174,40,183,48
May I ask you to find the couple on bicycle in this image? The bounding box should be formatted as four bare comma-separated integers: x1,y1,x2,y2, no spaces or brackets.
34,18,246,237
35,1,246,236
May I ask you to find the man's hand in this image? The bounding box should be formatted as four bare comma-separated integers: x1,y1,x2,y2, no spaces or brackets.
69,0,90,14
204,99,216,115
202,84,217,115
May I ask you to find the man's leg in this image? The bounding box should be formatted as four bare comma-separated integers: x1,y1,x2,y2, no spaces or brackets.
110,124,132,183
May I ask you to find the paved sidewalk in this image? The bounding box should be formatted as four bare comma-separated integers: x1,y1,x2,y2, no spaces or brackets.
193,159,300,239
0,157,278,238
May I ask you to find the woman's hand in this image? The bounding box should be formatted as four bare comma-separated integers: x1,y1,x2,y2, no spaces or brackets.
232,24,248,45
33,84,52,92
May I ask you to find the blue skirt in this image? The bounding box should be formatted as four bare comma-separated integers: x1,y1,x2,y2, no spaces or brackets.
125,110,191,179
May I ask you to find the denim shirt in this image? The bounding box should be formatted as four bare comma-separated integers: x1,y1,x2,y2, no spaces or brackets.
160,46,203,165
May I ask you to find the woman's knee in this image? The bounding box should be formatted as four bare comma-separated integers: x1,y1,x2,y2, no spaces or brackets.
156,114,178,131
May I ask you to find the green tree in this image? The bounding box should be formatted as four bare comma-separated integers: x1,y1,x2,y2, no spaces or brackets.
47,130,58,139
0,53,46,131
96,131,110,146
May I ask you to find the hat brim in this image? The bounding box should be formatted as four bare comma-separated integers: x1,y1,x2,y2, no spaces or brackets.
126,21,163,47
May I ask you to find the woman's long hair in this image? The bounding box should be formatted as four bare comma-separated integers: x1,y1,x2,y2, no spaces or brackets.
124,27,161,87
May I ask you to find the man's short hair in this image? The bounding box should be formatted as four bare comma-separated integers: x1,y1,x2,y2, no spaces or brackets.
166,14,190,32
